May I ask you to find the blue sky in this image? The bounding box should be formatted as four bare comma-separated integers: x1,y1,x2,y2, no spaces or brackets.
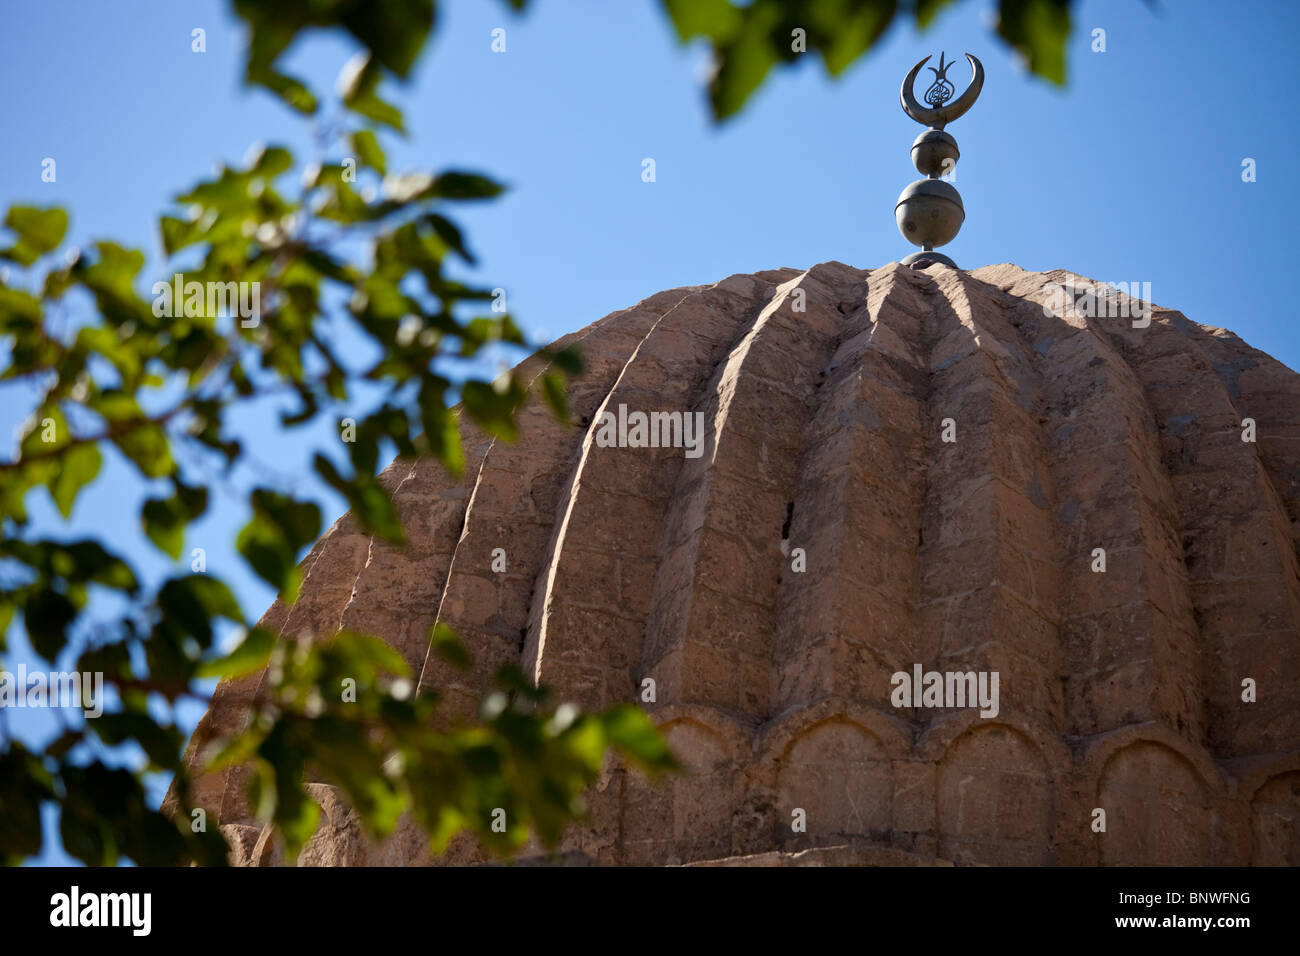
1,0,1297,864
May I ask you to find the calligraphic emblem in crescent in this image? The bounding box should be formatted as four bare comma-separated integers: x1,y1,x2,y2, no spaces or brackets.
924,51,956,106
899,51,984,130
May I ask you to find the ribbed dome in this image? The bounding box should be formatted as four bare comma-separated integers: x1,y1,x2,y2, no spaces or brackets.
182,261,1300,866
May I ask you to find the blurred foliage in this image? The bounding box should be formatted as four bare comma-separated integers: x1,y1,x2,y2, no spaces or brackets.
663,0,1075,119
0,0,672,867
1,0,1084,866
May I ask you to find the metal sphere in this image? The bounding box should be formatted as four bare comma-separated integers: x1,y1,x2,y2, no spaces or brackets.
900,250,958,269
910,129,959,177
895,179,964,249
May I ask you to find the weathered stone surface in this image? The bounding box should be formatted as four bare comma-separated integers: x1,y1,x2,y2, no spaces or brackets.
174,261,1300,866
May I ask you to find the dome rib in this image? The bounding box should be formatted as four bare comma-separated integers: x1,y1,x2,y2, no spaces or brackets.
771,263,925,718
643,261,867,724
521,275,785,710
412,293,683,721
915,267,1065,735
988,268,1206,746
1098,302,1300,757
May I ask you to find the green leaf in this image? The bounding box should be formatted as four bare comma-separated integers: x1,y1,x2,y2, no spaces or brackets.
142,499,184,560
350,482,404,543
160,216,202,255
236,490,321,599
24,587,77,661
236,524,302,601
540,368,569,422
663,0,742,41
337,0,435,78
198,626,276,679
547,345,584,375
280,785,322,855
0,285,43,329
0,599,15,644
76,325,142,383
332,630,410,676
430,623,471,669
600,704,679,773
20,407,69,460
249,144,294,177
0,747,54,861
115,421,176,479
157,575,243,647
250,66,319,115
461,380,525,441
55,540,138,592
77,241,146,307
997,0,1071,84
708,1,784,121
254,721,319,857
1,206,68,265
425,213,474,264
49,442,101,518
418,384,464,477
205,730,264,771
339,53,406,132
313,455,405,543
350,130,387,175
429,171,505,201
141,483,208,560
813,0,896,76
346,88,405,132
91,713,182,768
915,0,959,29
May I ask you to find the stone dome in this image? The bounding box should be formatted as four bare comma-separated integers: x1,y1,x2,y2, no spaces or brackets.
181,261,1300,866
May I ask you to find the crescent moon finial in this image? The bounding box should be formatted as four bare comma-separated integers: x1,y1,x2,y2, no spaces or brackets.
895,52,983,269
900,52,984,130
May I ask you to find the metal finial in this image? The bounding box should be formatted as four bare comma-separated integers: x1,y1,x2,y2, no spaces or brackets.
895,51,984,270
